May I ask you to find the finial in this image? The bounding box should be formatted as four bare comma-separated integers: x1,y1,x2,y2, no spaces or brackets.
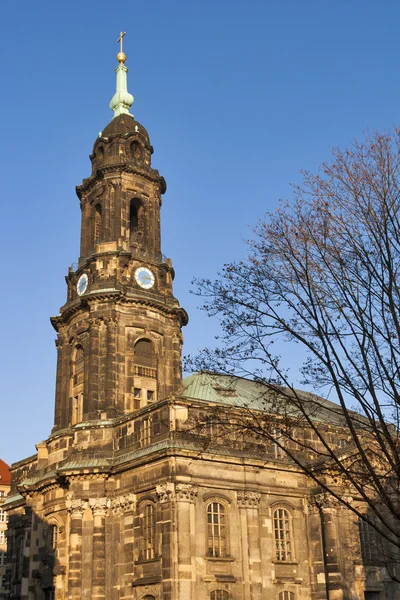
117,31,126,64
110,31,134,119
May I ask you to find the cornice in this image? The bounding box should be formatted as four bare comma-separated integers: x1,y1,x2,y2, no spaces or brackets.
53,292,188,328
76,164,166,197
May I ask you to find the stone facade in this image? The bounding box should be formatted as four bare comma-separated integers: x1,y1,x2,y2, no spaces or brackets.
2,93,398,600
0,460,10,599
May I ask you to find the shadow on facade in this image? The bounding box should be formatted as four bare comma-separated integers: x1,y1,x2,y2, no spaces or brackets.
5,508,60,600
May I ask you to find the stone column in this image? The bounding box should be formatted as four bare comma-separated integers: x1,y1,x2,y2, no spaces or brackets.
238,491,262,600
156,482,177,600
111,494,136,600
307,499,328,600
156,483,198,600
88,318,101,415
66,498,87,600
176,484,199,600
105,318,117,410
89,498,109,600
53,334,65,428
312,494,342,600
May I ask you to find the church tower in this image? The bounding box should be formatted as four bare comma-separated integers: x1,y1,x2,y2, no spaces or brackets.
51,42,187,430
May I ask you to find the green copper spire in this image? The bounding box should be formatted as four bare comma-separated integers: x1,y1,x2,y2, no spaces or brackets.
110,32,134,119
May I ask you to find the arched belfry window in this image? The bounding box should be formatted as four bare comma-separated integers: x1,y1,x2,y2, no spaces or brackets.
129,198,143,242
71,344,84,425
134,339,156,379
130,140,143,160
94,203,102,243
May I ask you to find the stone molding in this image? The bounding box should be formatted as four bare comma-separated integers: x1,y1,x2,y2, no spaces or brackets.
237,491,261,509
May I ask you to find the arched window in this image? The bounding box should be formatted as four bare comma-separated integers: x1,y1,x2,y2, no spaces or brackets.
129,198,143,242
94,203,102,242
130,141,142,160
273,508,293,561
71,345,84,425
279,593,295,600
207,502,227,557
134,339,157,379
211,591,230,600
141,503,156,560
49,524,58,551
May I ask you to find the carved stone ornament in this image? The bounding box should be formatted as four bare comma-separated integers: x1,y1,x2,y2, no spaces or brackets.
156,482,198,503
175,484,198,503
237,491,261,509
89,497,110,516
156,482,175,503
111,493,136,514
308,492,352,513
66,497,88,518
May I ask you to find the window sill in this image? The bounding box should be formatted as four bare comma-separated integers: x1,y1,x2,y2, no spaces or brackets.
272,560,299,565
134,556,160,566
205,555,235,562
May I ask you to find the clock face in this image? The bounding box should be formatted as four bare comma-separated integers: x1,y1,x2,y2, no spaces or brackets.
135,267,155,289
77,273,88,296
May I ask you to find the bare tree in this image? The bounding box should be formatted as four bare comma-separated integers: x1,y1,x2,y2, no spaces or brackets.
187,129,400,574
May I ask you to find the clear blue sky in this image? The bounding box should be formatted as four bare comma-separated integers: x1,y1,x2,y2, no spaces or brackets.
0,0,398,464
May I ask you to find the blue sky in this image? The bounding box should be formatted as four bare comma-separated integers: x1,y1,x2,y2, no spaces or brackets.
0,0,398,464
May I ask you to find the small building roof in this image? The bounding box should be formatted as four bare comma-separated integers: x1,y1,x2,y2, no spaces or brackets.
0,459,11,485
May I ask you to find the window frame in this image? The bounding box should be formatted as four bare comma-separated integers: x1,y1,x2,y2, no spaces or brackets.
210,590,230,600
273,507,295,562
206,501,228,559
140,502,156,561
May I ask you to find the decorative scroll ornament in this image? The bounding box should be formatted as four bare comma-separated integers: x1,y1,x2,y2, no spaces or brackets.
237,491,261,509
176,484,198,503
66,497,88,518
156,482,175,503
111,493,136,514
89,497,109,516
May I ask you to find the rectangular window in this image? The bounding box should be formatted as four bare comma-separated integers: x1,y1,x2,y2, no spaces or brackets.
147,390,154,402
134,388,141,398
207,502,227,557
272,428,285,459
0,509,7,522
359,518,381,565
140,419,151,446
274,508,293,561
142,504,155,560
0,531,5,544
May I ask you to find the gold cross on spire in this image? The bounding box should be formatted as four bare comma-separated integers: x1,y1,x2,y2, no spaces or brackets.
117,31,126,53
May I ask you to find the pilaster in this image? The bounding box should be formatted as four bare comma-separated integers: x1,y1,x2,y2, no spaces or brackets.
238,491,262,600
66,498,87,600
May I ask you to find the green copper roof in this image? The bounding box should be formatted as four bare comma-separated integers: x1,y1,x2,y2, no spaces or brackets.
109,57,134,118
182,372,347,426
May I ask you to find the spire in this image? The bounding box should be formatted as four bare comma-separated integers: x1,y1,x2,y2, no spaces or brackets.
109,31,134,119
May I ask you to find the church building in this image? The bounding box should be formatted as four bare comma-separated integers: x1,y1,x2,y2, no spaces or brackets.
2,39,396,600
